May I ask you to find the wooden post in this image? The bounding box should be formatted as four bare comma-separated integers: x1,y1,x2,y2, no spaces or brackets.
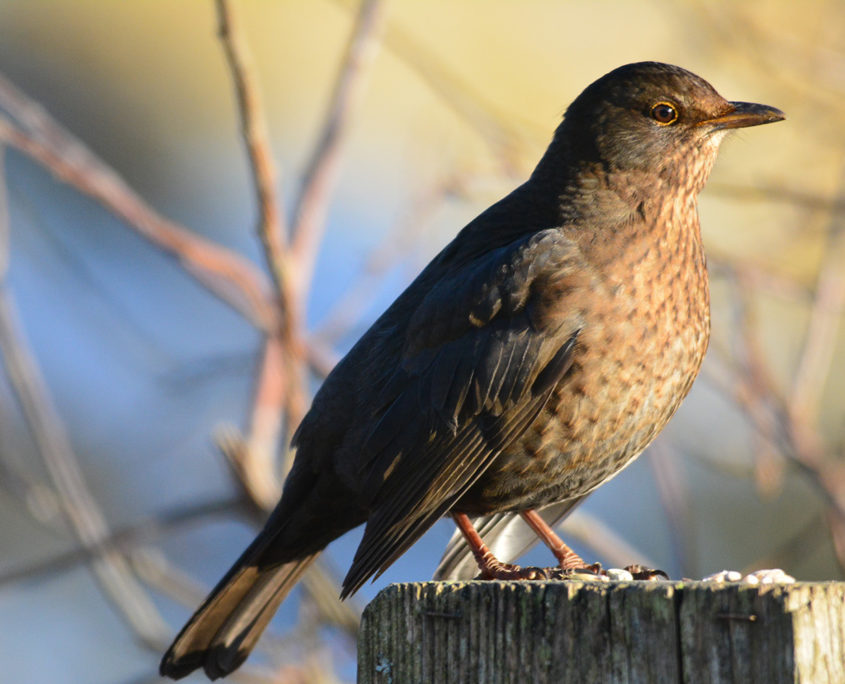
357,581,845,683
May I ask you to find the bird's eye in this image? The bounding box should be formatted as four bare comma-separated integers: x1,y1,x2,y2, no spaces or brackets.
650,102,678,125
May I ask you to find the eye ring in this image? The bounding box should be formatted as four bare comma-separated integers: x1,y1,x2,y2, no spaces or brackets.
650,102,679,125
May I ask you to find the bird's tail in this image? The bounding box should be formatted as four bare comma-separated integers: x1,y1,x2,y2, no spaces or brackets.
159,539,320,680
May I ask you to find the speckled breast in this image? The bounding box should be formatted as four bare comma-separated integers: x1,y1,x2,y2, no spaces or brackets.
458,207,711,515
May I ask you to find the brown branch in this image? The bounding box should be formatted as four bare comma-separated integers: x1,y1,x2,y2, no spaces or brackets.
133,549,333,682
361,0,538,171
703,260,845,570
217,419,282,512
214,0,311,497
307,336,341,379
0,496,243,587
707,181,845,214
708,254,811,304
215,0,290,302
0,148,173,644
559,508,659,571
731,268,789,496
299,561,361,639
0,113,274,330
290,0,388,295
0,289,169,647
647,441,693,573
312,173,459,345
790,216,845,425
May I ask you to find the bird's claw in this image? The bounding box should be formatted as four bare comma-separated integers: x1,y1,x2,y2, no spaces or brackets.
478,562,553,580
624,564,670,581
477,561,671,583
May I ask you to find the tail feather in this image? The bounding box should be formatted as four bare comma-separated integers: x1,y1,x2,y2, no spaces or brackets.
160,551,319,680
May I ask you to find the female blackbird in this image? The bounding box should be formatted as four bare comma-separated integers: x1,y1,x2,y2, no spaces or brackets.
161,62,783,679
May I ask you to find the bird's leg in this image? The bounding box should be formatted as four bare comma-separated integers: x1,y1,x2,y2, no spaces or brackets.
519,509,587,571
452,513,548,580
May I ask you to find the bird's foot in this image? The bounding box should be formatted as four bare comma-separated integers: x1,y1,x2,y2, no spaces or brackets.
624,564,670,581
478,561,561,581
476,561,670,582
558,563,670,582
478,561,607,581
563,562,607,580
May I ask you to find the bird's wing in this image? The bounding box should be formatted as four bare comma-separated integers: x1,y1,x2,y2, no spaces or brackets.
341,229,592,596
432,498,586,581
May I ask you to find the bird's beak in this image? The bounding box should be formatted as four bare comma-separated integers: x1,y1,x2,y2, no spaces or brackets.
699,101,785,130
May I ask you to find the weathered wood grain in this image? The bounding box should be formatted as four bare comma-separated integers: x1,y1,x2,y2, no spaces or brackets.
357,581,844,683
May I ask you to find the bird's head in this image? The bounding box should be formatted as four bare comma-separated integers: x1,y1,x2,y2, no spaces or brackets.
555,62,784,191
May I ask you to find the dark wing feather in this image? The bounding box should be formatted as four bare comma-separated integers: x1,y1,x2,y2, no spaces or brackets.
340,229,589,596
342,361,564,597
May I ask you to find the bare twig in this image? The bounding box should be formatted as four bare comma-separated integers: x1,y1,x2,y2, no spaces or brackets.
291,0,388,295
743,509,830,575
705,259,845,569
215,0,290,301
300,561,361,639
361,0,538,171
0,200,169,648
790,185,845,424
0,112,274,329
731,267,788,496
0,496,243,587
216,423,282,512
708,181,845,214
0,149,171,643
559,508,658,570
708,254,810,305
214,0,304,501
647,441,692,574
312,173,459,345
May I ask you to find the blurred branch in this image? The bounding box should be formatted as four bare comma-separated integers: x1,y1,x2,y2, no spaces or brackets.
706,253,845,570
708,181,845,215
682,1,845,115
647,440,693,574
214,0,304,507
336,0,539,171
312,173,461,345
0,158,169,647
708,254,811,305
299,561,361,640
790,179,845,423
743,509,831,575
0,107,274,330
732,267,789,497
215,0,290,301
0,496,243,587
214,0,388,505
559,508,659,571
291,0,389,296
210,10,385,667
217,423,282,512
133,549,341,683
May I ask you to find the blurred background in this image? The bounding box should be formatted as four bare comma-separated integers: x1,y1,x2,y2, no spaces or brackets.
0,0,843,682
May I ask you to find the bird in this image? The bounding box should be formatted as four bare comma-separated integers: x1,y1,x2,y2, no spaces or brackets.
160,61,784,679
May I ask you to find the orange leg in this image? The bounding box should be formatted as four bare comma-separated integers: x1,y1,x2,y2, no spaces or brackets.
519,509,585,571
452,512,547,580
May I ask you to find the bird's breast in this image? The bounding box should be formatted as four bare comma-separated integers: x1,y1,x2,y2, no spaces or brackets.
459,209,710,513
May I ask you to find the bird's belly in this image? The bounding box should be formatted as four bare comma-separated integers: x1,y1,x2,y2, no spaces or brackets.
457,289,708,515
